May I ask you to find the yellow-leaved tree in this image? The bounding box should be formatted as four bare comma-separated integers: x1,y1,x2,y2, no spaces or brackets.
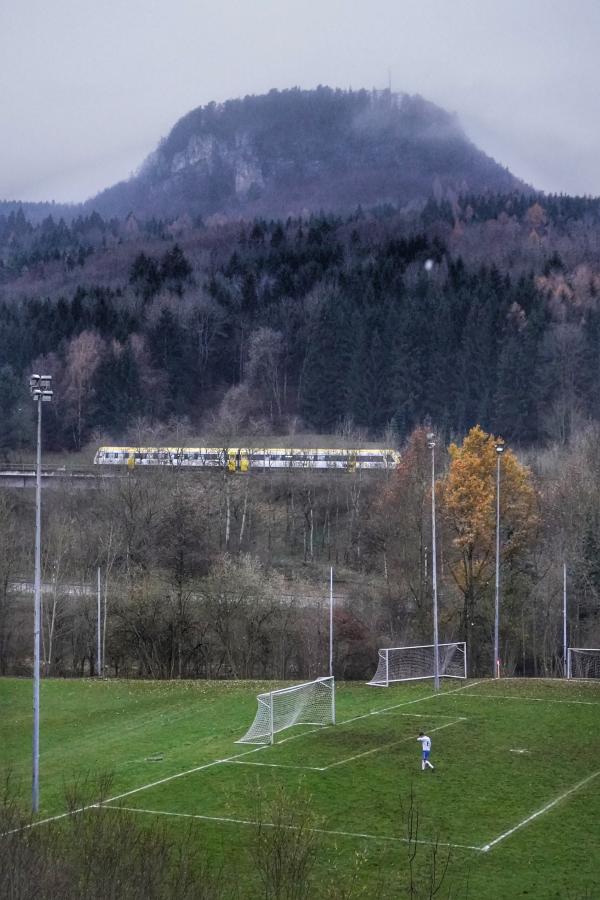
440,425,538,672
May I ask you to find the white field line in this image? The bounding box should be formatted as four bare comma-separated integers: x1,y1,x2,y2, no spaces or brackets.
459,694,600,707
490,677,599,685
367,711,467,720
481,769,600,852
323,718,466,770
2,680,480,837
102,803,483,852
227,761,325,771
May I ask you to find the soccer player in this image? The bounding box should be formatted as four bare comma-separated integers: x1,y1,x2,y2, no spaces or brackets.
417,731,435,771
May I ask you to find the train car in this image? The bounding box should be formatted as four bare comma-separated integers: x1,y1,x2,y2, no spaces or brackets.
94,447,228,467
94,446,400,472
238,448,400,470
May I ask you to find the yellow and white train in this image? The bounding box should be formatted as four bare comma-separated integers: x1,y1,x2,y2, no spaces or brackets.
94,446,400,472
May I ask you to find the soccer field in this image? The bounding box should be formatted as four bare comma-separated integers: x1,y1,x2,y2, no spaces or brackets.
1,677,599,898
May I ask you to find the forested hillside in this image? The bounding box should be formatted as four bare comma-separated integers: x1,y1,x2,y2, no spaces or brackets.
1,86,600,681
1,192,600,452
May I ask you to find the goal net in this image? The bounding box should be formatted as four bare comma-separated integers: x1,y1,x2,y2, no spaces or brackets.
567,648,600,679
237,676,335,745
367,642,467,686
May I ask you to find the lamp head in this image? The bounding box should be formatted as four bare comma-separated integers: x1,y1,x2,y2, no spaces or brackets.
29,373,53,401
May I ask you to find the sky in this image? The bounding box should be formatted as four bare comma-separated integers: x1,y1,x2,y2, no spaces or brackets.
2,0,600,204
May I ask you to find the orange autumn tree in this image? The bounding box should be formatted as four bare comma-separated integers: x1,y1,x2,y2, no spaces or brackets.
440,425,537,671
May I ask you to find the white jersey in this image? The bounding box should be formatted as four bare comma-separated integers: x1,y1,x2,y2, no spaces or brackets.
417,735,431,752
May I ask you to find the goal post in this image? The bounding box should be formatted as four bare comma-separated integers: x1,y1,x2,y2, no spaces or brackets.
567,648,600,679
367,642,467,687
237,676,335,745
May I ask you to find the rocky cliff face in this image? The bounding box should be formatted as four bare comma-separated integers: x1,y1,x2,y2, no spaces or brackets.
80,87,530,221
168,132,264,197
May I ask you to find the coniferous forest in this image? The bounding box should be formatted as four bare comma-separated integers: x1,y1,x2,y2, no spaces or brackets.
2,191,600,453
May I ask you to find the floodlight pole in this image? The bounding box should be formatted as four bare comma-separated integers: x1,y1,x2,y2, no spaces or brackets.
30,374,53,813
563,562,567,677
427,434,440,691
329,567,334,678
493,443,504,679
97,567,102,677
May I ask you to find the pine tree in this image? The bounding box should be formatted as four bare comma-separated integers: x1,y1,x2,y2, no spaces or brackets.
300,295,354,430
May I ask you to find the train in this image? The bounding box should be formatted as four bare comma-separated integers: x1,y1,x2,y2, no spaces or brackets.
93,446,400,472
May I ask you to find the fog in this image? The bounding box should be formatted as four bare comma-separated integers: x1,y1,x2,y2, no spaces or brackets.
2,0,599,203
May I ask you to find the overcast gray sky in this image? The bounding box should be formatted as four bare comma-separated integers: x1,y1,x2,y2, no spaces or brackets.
2,0,599,204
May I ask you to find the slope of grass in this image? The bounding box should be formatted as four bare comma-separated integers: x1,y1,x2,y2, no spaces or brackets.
1,677,599,898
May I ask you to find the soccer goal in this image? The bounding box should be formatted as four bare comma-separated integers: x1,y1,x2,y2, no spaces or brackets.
567,648,600,679
367,642,467,687
237,676,335,745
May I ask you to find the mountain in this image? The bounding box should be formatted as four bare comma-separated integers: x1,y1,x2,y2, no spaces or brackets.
81,87,528,222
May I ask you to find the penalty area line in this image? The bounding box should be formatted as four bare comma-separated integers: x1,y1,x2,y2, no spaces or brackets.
226,760,326,771
480,769,600,852
323,717,466,770
274,680,481,748
458,694,600,707
101,803,483,852
338,681,482,727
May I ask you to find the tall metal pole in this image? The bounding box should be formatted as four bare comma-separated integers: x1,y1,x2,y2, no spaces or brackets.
97,567,102,677
494,444,504,679
563,562,568,677
29,374,52,814
32,395,42,813
427,435,440,691
329,567,333,678
102,568,108,675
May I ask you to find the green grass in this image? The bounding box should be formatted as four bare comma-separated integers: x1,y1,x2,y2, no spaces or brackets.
1,677,600,898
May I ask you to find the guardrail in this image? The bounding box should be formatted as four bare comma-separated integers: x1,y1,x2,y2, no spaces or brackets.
0,464,97,474
0,468,119,488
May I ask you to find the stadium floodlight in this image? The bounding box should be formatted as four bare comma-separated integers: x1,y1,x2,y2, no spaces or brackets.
237,677,335,745
493,442,505,679
367,642,467,687
29,374,53,813
427,433,440,691
567,648,600,679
